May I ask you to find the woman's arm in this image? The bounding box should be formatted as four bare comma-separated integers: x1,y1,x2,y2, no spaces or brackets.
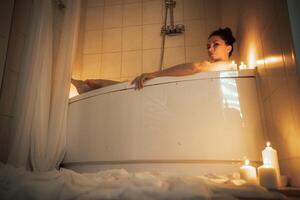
132,61,209,89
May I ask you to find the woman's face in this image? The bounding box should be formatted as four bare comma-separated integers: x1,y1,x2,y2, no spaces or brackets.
207,36,232,62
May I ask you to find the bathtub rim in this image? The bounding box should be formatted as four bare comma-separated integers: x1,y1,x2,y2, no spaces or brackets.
69,69,257,103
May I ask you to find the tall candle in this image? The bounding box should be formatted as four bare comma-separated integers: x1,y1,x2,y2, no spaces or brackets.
239,159,258,184
258,165,278,189
262,142,280,185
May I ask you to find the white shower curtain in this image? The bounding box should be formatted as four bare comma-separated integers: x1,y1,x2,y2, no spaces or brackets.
7,0,81,171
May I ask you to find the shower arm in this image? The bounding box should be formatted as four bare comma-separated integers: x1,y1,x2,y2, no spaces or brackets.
159,6,169,71
169,2,175,28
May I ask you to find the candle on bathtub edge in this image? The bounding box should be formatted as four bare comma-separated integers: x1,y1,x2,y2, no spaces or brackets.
262,142,280,186
231,60,238,70
239,159,258,184
239,61,247,70
258,165,278,189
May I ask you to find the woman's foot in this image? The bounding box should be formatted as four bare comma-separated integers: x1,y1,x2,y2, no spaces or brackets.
71,78,93,94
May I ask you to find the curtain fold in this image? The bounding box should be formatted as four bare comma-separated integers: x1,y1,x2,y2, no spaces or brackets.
8,0,81,171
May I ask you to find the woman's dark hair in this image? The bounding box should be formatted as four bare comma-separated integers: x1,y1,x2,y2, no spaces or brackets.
208,27,236,57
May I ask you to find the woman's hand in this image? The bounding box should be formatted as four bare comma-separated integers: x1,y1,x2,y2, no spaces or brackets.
131,72,157,90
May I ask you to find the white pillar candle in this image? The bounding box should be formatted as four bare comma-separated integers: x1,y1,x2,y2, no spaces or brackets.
239,159,258,184
239,61,247,69
258,165,278,189
231,60,238,70
262,142,280,185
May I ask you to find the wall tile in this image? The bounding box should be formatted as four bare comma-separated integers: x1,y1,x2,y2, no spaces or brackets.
142,24,162,49
123,3,142,26
143,0,163,24
142,49,160,73
121,50,142,77
204,0,221,20
87,0,105,7
104,5,123,28
0,69,18,116
270,85,296,159
255,0,277,33
85,6,104,30
102,28,122,52
122,26,142,51
163,47,185,68
83,30,102,54
183,0,205,20
256,64,270,101
101,52,122,78
185,46,208,63
165,31,184,48
261,21,285,95
185,20,207,46
81,54,101,79
206,19,221,38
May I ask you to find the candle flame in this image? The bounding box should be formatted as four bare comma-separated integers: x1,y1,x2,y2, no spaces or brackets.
232,60,236,64
266,141,271,147
245,159,250,165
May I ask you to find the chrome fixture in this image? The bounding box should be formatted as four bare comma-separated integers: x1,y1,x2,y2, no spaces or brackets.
159,0,185,71
161,0,185,36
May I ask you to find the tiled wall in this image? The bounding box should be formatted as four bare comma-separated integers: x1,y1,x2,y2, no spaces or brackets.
74,0,223,81
236,0,300,186
0,0,65,163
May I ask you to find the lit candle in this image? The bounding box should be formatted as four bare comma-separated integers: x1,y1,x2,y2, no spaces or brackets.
258,165,277,189
230,60,237,70
239,159,258,184
239,61,247,69
262,142,280,185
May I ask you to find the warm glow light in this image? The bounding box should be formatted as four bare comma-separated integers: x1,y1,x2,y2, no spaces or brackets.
239,61,247,70
256,56,282,65
245,159,250,165
266,141,271,147
248,45,256,69
69,83,79,98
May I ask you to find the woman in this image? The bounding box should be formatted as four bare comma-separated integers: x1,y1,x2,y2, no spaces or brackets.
72,27,236,93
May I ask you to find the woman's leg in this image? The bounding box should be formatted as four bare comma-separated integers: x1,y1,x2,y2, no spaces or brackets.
71,79,93,94
71,78,121,94
85,79,120,89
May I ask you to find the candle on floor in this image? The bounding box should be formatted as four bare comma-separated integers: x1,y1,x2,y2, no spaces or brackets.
239,159,258,184
258,165,278,189
262,142,280,186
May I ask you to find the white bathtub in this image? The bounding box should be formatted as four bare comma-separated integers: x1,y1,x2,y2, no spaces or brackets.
62,69,265,174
